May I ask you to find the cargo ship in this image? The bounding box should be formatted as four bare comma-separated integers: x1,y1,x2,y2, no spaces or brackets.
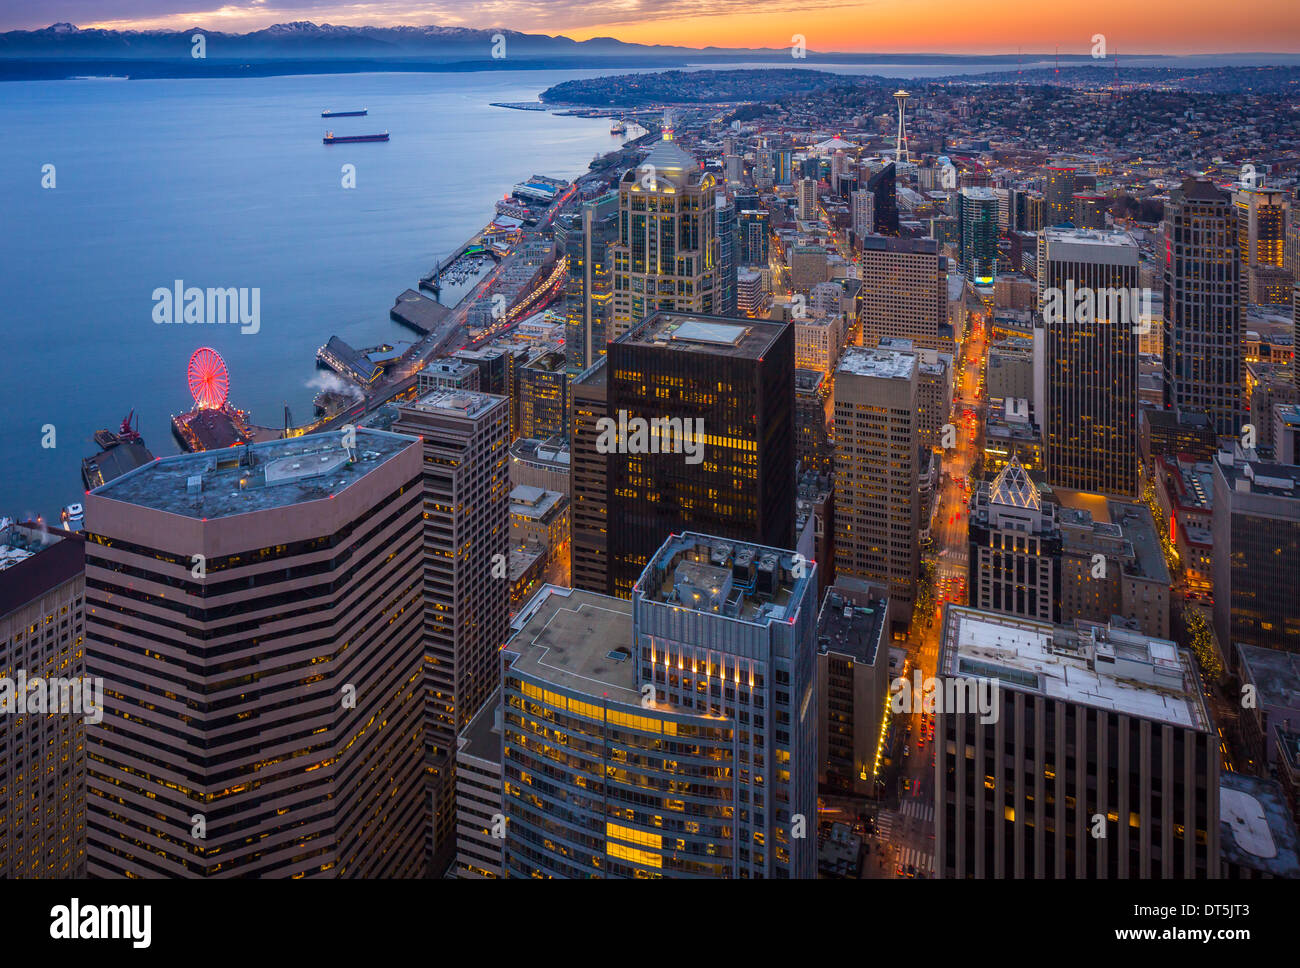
322,109,367,117
610,119,627,134
323,131,389,144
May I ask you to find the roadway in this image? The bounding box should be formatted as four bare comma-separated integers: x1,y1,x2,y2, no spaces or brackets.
871,309,989,879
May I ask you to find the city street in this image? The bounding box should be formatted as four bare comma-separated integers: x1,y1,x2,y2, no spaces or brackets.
870,310,988,878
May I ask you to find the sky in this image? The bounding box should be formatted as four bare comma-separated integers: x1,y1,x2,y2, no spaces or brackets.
2,0,1299,55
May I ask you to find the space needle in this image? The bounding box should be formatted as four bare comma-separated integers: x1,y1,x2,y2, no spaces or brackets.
893,89,911,164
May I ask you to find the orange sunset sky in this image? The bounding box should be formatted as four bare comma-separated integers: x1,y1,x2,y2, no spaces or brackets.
23,0,1299,54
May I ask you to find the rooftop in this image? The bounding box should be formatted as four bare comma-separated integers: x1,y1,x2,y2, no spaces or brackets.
1236,644,1300,710
939,606,1209,729
90,428,413,521
503,585,639,705
621,312,787,361
636,532,812,627
818,583,888,665
403,387,505,420
838,347,917,381
1219,773,1300,878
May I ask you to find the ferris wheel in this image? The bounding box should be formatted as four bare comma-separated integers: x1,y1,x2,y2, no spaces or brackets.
188,347,230,410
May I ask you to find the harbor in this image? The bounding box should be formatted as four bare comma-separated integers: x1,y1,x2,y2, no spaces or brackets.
61,118,658,513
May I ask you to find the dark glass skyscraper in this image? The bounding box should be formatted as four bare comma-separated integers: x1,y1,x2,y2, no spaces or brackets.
603,312,795,597
1038,228,1141,497
867,163,900,237
1162,177,1244,437
715,194,738,317
561,192,619,374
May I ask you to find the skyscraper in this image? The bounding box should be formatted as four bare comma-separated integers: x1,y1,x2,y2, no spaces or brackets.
958,186,998,286
738,206,770,267
501,531,819,878
0,524,86,878
1044,166,1077,226
1212,451,1300,654
609,129,719,343
1233,184,1292,306
715,194,738,317
797,177,818,221
561,191,619,374
84,429,427,877
1038,227,1141,496
858,237,949,352
603,312,795,597
394,389,510,874
1163,177,1244,437
850,188,875,244
833,347,919,624
570,359,610,595
936,607,1219,878
867,163,900,236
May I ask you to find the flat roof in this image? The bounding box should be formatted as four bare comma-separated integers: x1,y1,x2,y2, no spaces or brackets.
939,606,1208,729
818,585,888,665
621,312,786,361
838,347,917,381
404,388,505,420
1236,644,1300,710
91,428,413,520
504,586,640,704
1219,773,1300,878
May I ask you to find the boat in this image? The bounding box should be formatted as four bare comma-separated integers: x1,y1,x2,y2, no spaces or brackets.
322,109,367,117
61,503,84,532
610,119,627,134
323,131,389,144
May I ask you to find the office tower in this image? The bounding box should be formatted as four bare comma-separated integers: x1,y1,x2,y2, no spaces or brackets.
417,357,480,394
967,458,1061,623
851,188,875,244
0,524,86,878
501,532,819,878
874,336,951,449
562,191,619,373
715,194,738,317
817,580,890,797
858,237,949,352
936,607,1219,878
737,267,766,317
738,207,770,266
570,360,609,595
1044,166,1077,225
1073,194,1108,230
1233,185,1292,306
775,148,794,185
1038,227,1141,496
867,163,900,236
794,314,844,373
1235,184,1288,270
1025,192,1046,232
454,689,505,878
797,178,818,221
1277,403,1300,465
1056,496,1171,640
604,312,795,597
958,186,998,286
795,368,833,475
1163,177,1244,437
833,348,919,622
609,130,719,342
394,390,510,874
1212,451,1300,654
516,350,569,440
789,245,829,290
83,429,426,877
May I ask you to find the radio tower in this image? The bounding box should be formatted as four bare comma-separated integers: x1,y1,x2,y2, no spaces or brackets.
893,89,911,164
